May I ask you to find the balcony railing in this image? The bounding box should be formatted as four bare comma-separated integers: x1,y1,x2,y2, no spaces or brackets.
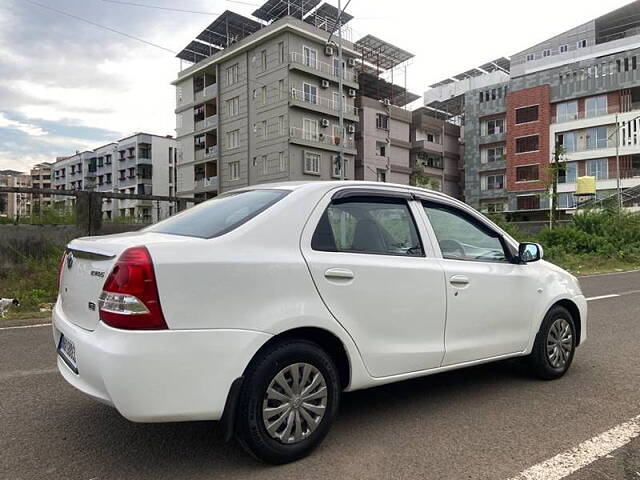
195,145,218,161
290,88,358,116
289,52,358,83
289,127,355,149
195,114,218,131
194,83,217,101
194,176,218,190
551,104,640,124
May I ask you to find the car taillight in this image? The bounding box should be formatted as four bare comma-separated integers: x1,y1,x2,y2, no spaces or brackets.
58,250,67,292
98,246,167,330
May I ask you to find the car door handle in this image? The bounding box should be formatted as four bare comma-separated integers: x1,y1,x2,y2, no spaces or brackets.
324,268,354,280
449,275,470,286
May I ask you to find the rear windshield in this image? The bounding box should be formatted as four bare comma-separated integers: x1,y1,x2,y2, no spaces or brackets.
145,189,289,239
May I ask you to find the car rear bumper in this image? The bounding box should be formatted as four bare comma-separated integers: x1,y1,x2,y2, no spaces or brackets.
52,302,272,422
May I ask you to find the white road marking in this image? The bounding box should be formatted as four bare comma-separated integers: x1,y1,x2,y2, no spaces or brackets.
0,322,51,331
586,294,620,301
578,269,640,278
0,367,57,381
509,414,640,480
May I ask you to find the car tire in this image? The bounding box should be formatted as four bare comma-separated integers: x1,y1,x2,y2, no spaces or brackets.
235,339,341,464
527,305,577,380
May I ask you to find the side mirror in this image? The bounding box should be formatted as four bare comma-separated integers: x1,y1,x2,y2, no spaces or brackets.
518,242,543,263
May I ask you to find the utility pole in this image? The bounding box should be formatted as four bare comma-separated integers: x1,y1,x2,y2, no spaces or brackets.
615,113,622,210
337,0,345,180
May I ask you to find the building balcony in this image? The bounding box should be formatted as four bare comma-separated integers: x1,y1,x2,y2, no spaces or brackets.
289,52,358,87
194,176,219,193
289,89,359,121
195,114,218,132
194,83,217,102
194,145,218,161
289,127,356,153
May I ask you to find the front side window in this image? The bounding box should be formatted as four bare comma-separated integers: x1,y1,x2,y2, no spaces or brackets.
423,201,508,262
146,189,287,238
312,197,423,257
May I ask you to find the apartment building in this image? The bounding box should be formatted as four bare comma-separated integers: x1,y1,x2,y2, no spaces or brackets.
0,170,31,219
52,133,176,221
410,108,463,198
174,8,361,199
423,0,640,217
29,162,53,214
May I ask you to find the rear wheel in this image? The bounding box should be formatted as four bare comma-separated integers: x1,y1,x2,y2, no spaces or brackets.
235,339,341,464
528,305,576,380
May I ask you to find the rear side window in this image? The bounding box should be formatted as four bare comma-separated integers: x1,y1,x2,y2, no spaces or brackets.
146,189,288,238
312,196,423,256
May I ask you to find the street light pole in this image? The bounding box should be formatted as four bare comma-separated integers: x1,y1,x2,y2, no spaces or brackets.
615,113,622,209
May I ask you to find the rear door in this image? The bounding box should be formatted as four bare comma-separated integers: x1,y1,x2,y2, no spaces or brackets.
301,188,447,378
420,199,538,366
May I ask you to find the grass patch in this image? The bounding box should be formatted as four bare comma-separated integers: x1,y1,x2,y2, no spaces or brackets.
0,244,62,320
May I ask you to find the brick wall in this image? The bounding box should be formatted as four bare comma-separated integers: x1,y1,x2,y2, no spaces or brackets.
505,84,551,192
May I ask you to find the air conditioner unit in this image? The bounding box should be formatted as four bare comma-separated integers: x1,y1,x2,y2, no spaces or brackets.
321,118,330,128
347,58,355,67
321,79,330,89
324,45,334,56
382,98,392,106
347,124,355,134
318,133,325,141
348,89,356,97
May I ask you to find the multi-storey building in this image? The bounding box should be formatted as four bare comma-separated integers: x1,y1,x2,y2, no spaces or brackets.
29,162,53,214
424,0,640,218
410,108,463,198
0,170,31,219
52,133,176,222
173,8,362,199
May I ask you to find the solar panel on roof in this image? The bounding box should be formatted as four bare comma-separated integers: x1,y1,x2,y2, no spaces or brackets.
358,72,420,107
253,0,321,22
428,78,455,89
304,2,353,32
177,40,221,63
355,34,414,70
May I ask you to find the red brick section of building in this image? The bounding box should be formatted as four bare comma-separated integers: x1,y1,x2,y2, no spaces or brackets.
505,84,551,192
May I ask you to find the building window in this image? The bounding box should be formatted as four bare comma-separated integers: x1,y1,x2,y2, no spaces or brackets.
278,79,284,99
303,83,317,104
482,146,504,163
481,202,506,213
543,49,551,57
278,42,285,64
376,169,386,182
229,161,240,180
226,64,239,85
332,156,347,178
558,192,577,209
482,174,504,190
261,86,267,105
278,115,285,135
303,118,318,141
483,118,505,135
515,105,539,124
586,158,609,179
558,162,578,184
376,113,388,130
517,195,540,210
577,39,587,49
516,164,539,182
585,95,608,118
303,46,317,68
260,120,267,140
227,96,239,117
586,127,608,149
555,100,578,122
556,131,577,153
262,154,268,175
260,49,267,71
304,151,321,175
376,141,386,156
279,151,285,172
526,53,535,62
560,44,568,53
226,129,239,150
515,135,539,153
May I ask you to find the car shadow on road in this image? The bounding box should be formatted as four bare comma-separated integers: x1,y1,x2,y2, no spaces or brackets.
61,358,541,478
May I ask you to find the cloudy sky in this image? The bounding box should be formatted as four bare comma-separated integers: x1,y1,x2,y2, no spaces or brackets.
0,0,633,172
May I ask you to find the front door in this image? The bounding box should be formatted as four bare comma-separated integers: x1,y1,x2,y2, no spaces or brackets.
301,192,447,378
421,200,538,366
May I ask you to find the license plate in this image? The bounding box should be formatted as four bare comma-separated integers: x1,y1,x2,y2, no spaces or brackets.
57,334,78,374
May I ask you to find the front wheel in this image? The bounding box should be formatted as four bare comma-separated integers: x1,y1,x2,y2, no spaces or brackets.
235,339,341,464
527,305,576,380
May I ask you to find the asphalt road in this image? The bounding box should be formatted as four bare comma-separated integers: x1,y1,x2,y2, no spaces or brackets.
1,270,640,480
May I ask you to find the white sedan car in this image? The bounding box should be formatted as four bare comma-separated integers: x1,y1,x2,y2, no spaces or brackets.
53,181,587,463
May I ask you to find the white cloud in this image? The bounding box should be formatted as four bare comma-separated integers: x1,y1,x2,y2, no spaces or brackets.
0,112,47,136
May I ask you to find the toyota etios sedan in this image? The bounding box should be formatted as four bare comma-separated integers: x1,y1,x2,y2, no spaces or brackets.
54,181,586,464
